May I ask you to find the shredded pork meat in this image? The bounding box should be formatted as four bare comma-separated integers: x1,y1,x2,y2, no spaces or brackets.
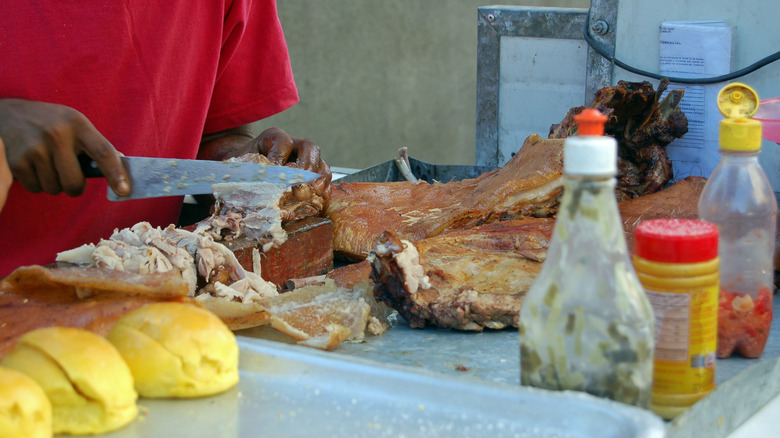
58,222,278,303
194,182,289,252
56,180,300,303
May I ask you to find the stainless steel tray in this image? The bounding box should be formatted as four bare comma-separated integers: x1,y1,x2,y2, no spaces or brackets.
103,337,664,438
238,296,780,438
335,156,495,184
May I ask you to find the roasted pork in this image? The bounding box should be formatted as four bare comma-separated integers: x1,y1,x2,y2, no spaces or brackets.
226,153,330,222
328,134,565,260
550,79,687,200
369,178,704,331
370,219,553,330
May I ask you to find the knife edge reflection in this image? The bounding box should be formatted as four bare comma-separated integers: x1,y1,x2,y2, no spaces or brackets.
108,156,320,201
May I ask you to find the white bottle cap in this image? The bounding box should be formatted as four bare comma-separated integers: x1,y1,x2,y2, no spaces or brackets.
563,109,618,176
563,135,618,176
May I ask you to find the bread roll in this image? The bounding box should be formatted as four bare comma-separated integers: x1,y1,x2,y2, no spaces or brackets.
107,302,239,398
1,327,137,435
0,366,52,438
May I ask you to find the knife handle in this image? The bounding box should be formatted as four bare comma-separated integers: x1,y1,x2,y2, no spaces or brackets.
78,154,104,178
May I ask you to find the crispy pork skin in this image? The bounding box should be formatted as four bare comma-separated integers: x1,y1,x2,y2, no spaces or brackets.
328,134,564,260
619,176,705,253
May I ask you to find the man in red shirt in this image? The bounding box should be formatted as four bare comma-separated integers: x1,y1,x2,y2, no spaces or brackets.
0,1,331,276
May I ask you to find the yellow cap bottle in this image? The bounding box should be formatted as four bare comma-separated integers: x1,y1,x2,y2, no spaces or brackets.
717,83,762,151
699,83,777,359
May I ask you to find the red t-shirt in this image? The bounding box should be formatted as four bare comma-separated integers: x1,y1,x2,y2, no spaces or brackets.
0,1,299,276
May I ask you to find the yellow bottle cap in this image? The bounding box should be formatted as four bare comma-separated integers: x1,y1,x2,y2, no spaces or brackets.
717,83,763,151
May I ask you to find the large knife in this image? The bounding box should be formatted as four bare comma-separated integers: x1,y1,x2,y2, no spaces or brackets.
80,155,321,201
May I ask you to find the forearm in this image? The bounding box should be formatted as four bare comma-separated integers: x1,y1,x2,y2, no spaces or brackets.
196,124,255,162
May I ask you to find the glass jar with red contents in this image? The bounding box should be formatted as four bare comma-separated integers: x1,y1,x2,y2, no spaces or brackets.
698,83,777,358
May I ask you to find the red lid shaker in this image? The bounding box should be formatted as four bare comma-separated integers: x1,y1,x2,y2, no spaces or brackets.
633,218,720,420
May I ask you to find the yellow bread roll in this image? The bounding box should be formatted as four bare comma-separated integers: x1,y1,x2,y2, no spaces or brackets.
107,302,239,398
1,327,137,435
0,366,52,438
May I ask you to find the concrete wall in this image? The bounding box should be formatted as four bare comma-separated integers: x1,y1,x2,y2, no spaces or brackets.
259,1,589,169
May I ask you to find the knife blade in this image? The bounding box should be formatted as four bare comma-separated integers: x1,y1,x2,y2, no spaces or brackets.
79,155,320,201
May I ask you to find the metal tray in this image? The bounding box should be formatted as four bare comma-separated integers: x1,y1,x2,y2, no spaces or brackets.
334,157,495,184
237,294,780,438
102,337,664,438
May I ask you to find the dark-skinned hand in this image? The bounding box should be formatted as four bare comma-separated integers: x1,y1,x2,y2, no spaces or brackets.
200,126,332,197
0,98,130,197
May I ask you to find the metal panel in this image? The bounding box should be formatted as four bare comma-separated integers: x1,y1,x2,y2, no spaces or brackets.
497,37,587,165
475,1,618,167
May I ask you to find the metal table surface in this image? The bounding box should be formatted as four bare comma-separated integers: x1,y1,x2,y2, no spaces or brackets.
105,336,666,438
316,166,780,436
238,296,780,438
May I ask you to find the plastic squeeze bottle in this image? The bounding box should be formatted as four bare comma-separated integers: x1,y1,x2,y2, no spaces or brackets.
518,109,655,408
698,83,777,358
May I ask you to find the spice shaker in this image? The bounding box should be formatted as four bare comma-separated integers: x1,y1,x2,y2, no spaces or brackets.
634,218,719,419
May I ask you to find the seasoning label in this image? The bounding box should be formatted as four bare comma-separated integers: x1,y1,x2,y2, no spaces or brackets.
648,292,691,361
645,286,718,394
